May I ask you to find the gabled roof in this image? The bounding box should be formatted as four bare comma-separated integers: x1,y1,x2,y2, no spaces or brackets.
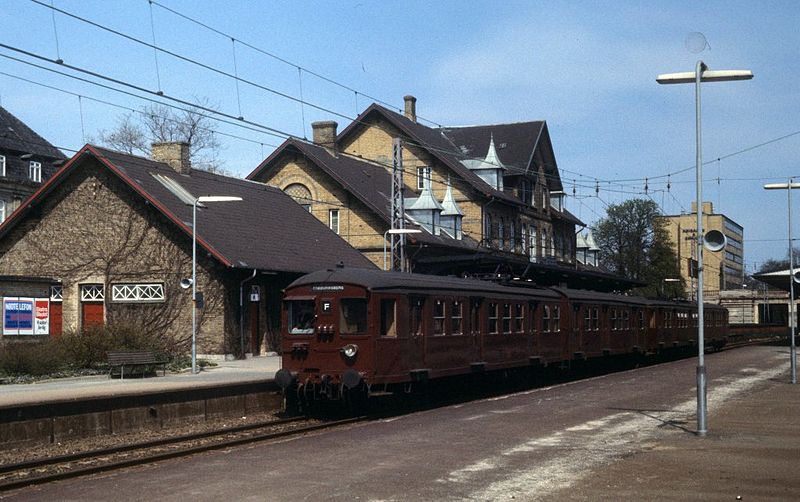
0,107,65,160
0,144,374,274
247,137,481,254
337,103,523,207
248,138,393,222
441,121,563,192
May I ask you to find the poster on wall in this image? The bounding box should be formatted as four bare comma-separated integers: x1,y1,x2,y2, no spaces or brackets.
3,297,34,335
2,298,49,335
34,299,50,335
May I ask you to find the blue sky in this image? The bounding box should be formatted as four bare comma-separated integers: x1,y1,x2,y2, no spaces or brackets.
1,0,799,272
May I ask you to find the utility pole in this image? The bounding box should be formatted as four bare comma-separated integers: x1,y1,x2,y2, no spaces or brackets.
390,138,405,271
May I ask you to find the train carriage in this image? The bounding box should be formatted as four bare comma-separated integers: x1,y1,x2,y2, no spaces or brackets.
275,266,728,408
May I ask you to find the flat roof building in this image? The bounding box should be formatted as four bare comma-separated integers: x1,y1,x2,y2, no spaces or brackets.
660,201,744,298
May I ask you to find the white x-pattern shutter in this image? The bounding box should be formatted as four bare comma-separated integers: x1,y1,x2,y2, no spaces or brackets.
80,284,105,301
111,283,165,302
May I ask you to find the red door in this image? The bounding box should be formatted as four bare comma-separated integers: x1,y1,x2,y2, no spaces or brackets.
50,302,63,337
81,302,104,330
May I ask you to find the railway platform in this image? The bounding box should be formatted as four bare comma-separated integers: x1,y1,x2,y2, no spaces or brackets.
0,355,282,448
0,354,281,408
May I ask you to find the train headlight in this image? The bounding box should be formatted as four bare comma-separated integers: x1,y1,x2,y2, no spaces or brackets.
341,344,358,358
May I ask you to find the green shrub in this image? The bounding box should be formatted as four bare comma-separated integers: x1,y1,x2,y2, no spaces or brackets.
0,340,66,377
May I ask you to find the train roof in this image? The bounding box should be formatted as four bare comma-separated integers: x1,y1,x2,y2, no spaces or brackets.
287,267,559,299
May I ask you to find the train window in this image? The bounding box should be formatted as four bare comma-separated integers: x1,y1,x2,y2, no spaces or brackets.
502,304,512,334
610,309,617,331
584,308,591,331
287,300,315,335
380,299,397,337
552,305,560,332
470,299,481,335
434,300,446,335
451,301,463,335
411,298,424,336
514,304,524,333
339,298,367,334
542,305,551,333
639,310,645,330
592,307,599,331
489,303,499,334
623,310,630,330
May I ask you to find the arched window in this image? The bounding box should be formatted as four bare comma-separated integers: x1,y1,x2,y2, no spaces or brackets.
283,183,312,212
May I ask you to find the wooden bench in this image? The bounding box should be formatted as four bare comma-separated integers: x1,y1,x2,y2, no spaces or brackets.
107,351,168,379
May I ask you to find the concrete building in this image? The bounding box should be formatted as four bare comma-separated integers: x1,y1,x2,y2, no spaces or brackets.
0,143,373,356
660,201,745,298
0,107,65,223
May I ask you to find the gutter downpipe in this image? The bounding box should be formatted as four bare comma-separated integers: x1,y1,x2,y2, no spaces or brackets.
239,269,258,359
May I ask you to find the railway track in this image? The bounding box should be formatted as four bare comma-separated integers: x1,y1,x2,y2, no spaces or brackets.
0,414,367,493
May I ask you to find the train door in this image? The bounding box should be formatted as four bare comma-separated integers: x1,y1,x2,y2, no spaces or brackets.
470,298,483,361
405,296,426,371
375,295,405,378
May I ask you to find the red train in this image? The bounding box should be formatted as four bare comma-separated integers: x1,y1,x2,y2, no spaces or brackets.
274,267,728,407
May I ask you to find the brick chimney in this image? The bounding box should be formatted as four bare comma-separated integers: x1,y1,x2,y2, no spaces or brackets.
311,121,338,152
404,95,417,123
152,142,191,174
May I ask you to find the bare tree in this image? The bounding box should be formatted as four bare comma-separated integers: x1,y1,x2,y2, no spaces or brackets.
98,100,227,174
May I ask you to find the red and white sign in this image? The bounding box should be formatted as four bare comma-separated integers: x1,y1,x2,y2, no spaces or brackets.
34,299,49,335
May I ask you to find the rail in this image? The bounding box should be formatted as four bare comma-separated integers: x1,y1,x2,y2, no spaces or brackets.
0,415,367,492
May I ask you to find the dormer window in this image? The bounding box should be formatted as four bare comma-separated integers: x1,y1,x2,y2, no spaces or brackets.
416,166,431,190
550,191,565,212
29,161,42,182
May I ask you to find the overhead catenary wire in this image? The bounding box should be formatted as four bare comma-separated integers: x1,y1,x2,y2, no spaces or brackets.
19,2,800,194
146,0,443,128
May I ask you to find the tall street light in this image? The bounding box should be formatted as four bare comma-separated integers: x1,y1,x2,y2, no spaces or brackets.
764,179,800,384
657,61,753,436
383,228,422,271
191,195,242,374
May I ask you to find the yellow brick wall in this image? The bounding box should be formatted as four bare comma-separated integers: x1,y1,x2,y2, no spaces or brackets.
257,152,387,256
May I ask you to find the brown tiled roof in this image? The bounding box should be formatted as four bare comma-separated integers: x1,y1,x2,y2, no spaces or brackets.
249,139,393,222
249,138,485,254
337,104,523,207
553,208,586,227
441,121,563,192
0,107,65,160
0,145,375,274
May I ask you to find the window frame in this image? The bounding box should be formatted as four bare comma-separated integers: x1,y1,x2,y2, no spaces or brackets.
29,161,42,182
0,155,5,177
328,209,340,234
488,302,499,334
433,299,446,336
451,300,463,335
416,166,431,190
110,283,165,303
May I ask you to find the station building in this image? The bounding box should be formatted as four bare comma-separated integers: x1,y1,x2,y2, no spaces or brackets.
0,142,373,356
249,97,635,291
0,106,65,223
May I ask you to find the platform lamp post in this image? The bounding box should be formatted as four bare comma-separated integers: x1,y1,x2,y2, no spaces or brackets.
190,195,242,374
383,228,422,271
764,179,800,384
657,61,753,436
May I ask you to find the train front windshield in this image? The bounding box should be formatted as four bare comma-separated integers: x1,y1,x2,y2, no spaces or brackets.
287,299,315,334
